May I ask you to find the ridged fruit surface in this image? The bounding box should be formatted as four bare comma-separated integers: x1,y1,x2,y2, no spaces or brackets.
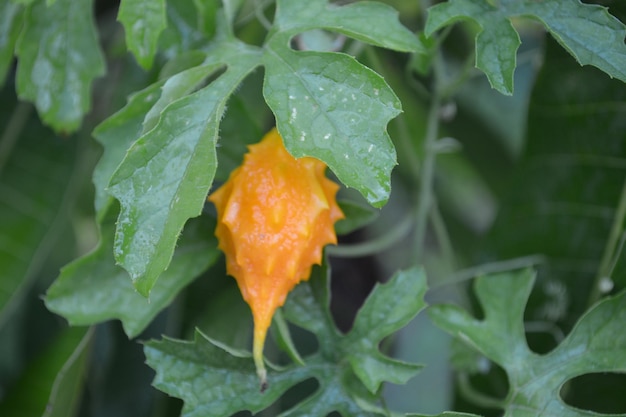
208,127,343,388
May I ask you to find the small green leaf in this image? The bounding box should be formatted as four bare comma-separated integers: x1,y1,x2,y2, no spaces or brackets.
430,269,626,416
425,0,519,95
344,267,427,393
108,40,261,296
15,0,105,132
45,215,218,338
117,0,167,69
0,1,22,86
144,330,311,417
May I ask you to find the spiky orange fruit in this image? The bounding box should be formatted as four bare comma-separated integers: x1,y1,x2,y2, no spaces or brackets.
208,127,344,389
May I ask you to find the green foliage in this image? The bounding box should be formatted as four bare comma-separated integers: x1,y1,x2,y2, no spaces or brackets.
15,0,105,132
117,0,167,69
430,269,626,416
426,0,626,94
145,266,427,416
1,0,626,416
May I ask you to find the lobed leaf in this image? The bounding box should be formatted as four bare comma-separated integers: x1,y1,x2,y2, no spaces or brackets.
146,265,427,416
264,49,400,207
344,267,427,392
107,40,261,296
117,0,167,69
15,0,105,132
45,215,218,338
263,0,422,207
429,269,626,417
145,330,311,417
425,0,626,95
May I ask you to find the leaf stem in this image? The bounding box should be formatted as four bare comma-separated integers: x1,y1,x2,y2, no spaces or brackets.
588,177,626,307
327,213,413,258
457,372,506,410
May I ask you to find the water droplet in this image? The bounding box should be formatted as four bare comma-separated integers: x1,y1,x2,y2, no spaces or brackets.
324,133,331,140
344,154,349,160
300,131,306,141
319,86,325,91
351,94,356,100
289,95,296,100
368,144,374,153
291,107,297,121
373,88,379,96
304,96,310,100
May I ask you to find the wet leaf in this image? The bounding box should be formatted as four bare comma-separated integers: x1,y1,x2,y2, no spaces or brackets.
45,215,218,338
15,0,105,132
107,40,261,296
263,0,422,207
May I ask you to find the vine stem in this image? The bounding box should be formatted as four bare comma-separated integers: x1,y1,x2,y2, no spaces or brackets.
413,55,443,262
587,177,626,307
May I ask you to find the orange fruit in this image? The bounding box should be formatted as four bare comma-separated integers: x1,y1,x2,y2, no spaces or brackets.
208,127,344,389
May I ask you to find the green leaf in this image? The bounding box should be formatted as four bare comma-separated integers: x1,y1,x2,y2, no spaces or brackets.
15,0,105,132
425,0,519,95
263,51,400,207
158,0,217,58
0,1,22,86
345,268,426,393
263,0,421,207
429,269,626,417
145,265,427,416
107,39,261,296
92,81,165,218
145,330,311,417
425,0,626,95
45,214,218,338
117,0,167,69
0,326,91,417
273,0,422,53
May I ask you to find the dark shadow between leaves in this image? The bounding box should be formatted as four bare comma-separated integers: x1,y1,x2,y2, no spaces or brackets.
560,372,626,414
